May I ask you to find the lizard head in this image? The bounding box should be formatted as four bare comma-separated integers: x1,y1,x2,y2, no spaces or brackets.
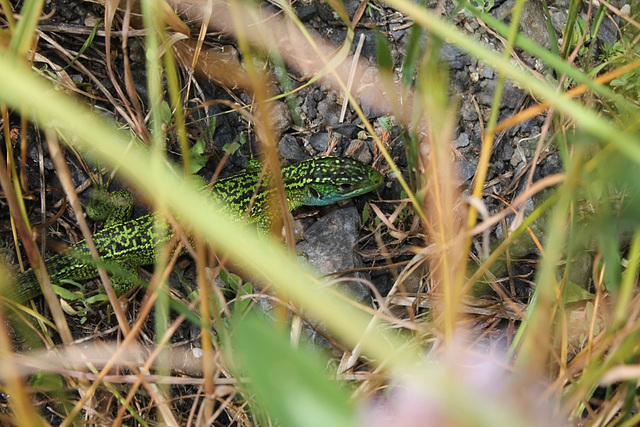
284,156,383,207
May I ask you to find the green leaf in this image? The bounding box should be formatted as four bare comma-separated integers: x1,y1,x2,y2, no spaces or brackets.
86,293,110,304
31,372,65,389
402,16,424,87
209,115,217,136
233,282,253,316
375,30,394,74
540,0,559,57
230,313,357,427
53,283,82,301
377,116,393,132
221,141,240,156
361,203,371,224
562,281,595,304
189,138,208,174
160,100,172,124
62,19,103,71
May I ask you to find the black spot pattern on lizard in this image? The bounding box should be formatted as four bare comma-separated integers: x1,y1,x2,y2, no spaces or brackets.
12,156,383,301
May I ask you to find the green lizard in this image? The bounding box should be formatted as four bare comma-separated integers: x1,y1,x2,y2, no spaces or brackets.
12,156,383,302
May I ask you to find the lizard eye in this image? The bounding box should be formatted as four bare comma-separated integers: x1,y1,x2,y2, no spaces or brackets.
339,183,352,192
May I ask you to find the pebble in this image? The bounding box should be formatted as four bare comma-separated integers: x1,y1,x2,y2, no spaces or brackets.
453,132,470,148
309,132,330,152
278,135,308,161
316,96,342,126
296,207,371,303
456,160,477,182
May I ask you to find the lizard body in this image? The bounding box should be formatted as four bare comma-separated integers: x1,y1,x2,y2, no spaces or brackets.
13,156,383,301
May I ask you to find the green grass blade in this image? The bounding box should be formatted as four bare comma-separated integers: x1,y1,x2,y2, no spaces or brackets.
8,0,43,57
230,313,357,427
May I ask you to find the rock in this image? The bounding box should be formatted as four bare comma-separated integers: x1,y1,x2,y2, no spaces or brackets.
345,139,373,164
357,66,391,119
303,92,318,121
520,0,550,49
317,94,342,126
330,123,357,138
453,132,470,148
501,81,522,110
263,101,292,141
296,207,371,303
440,43,468,70
315,1,338,22
456,160,477,182
460,95,478,121
309,132,330,152
278,134,308,161
296,5,316,22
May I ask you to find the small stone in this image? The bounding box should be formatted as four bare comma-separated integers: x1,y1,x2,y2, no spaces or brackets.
460,97,477,121
456,160,476,182
482,65,494,79
296,207,371,303
345,140,372,164
330,123,357,138
296,5,316,21
303,93,318,120
520,0,550,49
317,97,342,126
263,101,292,141
84,14,100,27
440,43,468,70
501,81,522,110
453,132,470,148
278,134,308,161
309,132,330,151
357,66,391,119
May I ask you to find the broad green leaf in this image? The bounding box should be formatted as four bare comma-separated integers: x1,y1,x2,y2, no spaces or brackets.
231,313,357,427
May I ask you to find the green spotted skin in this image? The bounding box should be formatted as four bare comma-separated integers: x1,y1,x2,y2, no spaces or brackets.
14,156,383,301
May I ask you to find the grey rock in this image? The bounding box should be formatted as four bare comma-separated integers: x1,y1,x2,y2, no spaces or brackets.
391,29,406,42
456,160,477,182
345,140,373,164
357,66,391,119
296,207,371,303
315,2,337,22
278,134,308,161
309,132,330,152
497,140,514,162
317,96,342,126
356,29,378,61
549,7,568,34
569,251,594,289
296,5,316,22
596,12,619,46
303,92,318,120
344,0,362,17
440,43,468,70
330,123,357,138
460,96,478,121
502,81,522,110
482,65,494,80
520,0,550,49
540,152,563,176
264,101,292,141
453,132,470,148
